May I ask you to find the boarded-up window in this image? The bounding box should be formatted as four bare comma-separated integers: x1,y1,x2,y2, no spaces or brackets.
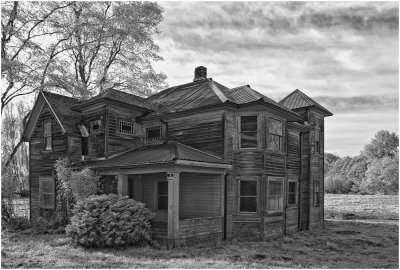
146,126,162,141
267,177,283,212
267,118,283,151
314,181,320,205
288,181,298,205
43,121,52,150
239,180,257,212
119,121,135,135
157,181,168,210
39,176,55,209
315,127,320,154
240,115,258,148
90,120,101,134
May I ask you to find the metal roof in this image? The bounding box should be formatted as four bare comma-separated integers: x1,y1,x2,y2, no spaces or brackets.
72,88,155,111
77,141,229,169
146,79,301,120
279,89,333,117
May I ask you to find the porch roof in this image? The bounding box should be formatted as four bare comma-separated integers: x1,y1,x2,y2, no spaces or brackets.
77,141,231,170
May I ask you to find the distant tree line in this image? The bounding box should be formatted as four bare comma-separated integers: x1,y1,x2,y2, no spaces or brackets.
324,130,399,195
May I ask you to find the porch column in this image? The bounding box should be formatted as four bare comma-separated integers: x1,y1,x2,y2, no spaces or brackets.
117,173,128,196
167,172,180,247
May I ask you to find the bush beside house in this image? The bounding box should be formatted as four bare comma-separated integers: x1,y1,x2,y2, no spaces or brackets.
66,194,154,247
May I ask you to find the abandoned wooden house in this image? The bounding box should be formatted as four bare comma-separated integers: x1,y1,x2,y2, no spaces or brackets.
22,66,333,246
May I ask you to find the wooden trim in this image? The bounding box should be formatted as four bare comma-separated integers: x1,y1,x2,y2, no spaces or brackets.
237,113,260,150
174,160,231,169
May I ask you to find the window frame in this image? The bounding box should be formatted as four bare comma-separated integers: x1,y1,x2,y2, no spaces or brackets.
39,176,55,209
156,180,168,210
287,180,299,207
314,181,320,206
266,176,284,213
238,179,258,213
146,125,163,142
238,114,259,149
43,120,52,151
118,120,136,135
266,117,284,151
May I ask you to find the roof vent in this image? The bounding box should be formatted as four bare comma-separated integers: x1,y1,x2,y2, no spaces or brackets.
194,66,207,81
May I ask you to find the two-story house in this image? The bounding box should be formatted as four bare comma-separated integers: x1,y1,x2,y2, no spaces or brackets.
22,66,333,247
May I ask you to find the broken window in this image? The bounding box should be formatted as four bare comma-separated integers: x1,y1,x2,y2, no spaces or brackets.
240,115,258,148
39,176,54,209
288,181,298,205
267,118,283,151
43,121,52,151
239,180,257,212
146,126,162,141
267,177,283,212
119,121,135,135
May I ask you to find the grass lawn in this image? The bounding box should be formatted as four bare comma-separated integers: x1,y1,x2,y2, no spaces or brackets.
1,194,398,268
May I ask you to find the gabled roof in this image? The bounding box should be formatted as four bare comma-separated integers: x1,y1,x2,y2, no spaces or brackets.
72,88,155,111
279,89,333,117
77,141,230,169
146,79,302,121
22,91,80,141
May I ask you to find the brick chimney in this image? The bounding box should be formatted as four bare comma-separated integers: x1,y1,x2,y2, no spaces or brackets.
193,66,207,81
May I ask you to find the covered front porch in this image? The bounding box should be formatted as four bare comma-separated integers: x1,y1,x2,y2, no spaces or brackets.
86,141,231,247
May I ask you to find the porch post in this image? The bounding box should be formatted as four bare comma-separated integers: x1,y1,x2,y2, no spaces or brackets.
117,173,128,196
167,172,180,247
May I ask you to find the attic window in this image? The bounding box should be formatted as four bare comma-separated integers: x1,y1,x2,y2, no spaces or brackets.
43,121,52,151
146,126,162,141
119,121,135,135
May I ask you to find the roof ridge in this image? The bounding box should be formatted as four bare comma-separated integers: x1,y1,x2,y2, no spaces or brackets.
148,79,208,100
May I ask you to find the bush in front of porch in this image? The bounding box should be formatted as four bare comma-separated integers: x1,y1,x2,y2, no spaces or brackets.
66,194,154,248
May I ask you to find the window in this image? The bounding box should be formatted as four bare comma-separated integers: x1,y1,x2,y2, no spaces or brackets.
267,177,283,212
90,120,101,134
314,181,320,205
267,118,283,151
39,176,55,209
119,121,135,135
146,126,162,141
157,181,168,210
239,180,257,212
239,115,258,148
43,121,52,150
315,127,321,154
288,181,298,205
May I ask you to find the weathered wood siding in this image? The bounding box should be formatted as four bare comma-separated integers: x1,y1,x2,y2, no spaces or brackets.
299,132,310,230
168,111,224,157
30,103,67,218
80,108,106,159
106,106,144,157
180,173,221,218
179,216,223,245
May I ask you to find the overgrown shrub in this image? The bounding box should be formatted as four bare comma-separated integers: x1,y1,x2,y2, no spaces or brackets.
66,194,154,248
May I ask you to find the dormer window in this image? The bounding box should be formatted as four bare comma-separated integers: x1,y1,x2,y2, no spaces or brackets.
43,120,52,151
119,121,135,135
90,120,101,134
146,126,162,141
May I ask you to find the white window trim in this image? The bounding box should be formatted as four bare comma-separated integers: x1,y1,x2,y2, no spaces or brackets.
118,120,136,135
39,176,55,209
238,178,258,214
238,114,259,149
266,176,284,213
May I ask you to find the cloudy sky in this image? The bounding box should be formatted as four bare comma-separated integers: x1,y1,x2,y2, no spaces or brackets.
152,1,399,157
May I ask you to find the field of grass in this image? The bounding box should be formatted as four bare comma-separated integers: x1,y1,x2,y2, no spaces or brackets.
1,194,398,269
325,194,399,220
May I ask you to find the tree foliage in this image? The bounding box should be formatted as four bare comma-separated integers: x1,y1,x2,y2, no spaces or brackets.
325,130,399,194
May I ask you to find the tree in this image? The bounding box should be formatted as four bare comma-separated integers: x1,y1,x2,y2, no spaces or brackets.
362,130,399,159
1,101,29,200
1,1,75,113
46,1,167,98
324,152,340,174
